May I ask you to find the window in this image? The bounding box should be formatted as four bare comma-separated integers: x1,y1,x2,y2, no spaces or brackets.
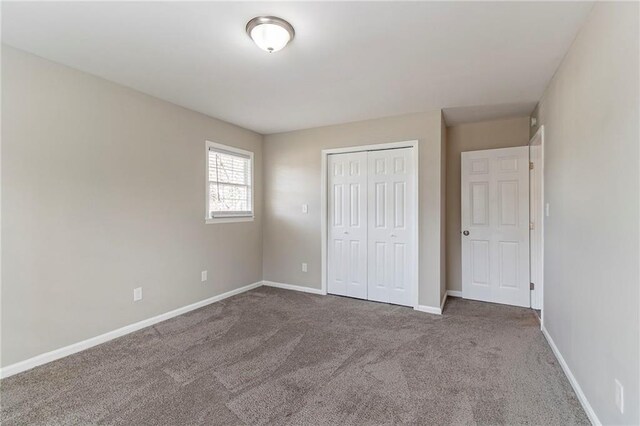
206,141,254,223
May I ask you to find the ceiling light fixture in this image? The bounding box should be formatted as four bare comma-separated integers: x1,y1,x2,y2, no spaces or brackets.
246,16,295,53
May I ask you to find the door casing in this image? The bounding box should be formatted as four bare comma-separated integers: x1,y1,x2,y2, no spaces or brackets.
529,126,545,314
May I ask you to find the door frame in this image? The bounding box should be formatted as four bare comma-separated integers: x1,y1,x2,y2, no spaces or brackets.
529,125,545,321
320,140,420,308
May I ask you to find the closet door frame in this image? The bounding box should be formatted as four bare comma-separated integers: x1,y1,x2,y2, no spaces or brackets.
321,140,419,308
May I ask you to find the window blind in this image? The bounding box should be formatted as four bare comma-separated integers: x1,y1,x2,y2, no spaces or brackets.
208,147,252,217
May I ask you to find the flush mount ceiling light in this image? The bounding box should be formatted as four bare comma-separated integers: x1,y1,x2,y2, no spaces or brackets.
246,16,295,53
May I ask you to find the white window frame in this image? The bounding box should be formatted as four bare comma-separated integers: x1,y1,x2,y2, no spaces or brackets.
205,140,254,224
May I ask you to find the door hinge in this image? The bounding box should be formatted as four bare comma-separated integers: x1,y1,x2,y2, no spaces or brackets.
529,162,534,170
530,282,535,290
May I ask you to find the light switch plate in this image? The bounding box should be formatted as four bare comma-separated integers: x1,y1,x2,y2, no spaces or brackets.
302,263,308,272
545,203,550,217
201,270,207,282
133,287,142,302
302,204,308,214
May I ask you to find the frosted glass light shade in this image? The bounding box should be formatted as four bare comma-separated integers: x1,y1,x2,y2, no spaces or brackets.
246,16,295,53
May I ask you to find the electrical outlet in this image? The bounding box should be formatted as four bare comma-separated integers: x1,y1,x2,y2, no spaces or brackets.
301,262,308,273
302,204,308,214
615,379,624,414
133,287,142,302
201,270,207,282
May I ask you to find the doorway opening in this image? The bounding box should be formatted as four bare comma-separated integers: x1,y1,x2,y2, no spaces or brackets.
459,126,545,316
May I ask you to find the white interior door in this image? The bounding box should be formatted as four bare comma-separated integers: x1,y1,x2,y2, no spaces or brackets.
461,146,530,307
327,152,368,299
367,148,415,307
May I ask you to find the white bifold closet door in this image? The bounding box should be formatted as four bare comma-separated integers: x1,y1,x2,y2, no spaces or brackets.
327,152,368,300
367,148,415,306
327,147,415,307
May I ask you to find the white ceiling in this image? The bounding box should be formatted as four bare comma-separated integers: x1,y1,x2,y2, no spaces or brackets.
2,2,593,134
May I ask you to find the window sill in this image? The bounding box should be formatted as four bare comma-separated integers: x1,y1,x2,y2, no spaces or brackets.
206,216,254,224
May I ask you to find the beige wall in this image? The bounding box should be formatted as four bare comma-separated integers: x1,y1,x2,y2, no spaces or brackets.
534,2,639,424
445,117,530,292
263,111,445,308
1,47,264,366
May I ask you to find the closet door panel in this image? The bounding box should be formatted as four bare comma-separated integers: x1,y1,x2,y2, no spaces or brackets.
367,148,415,307
328,152,368,299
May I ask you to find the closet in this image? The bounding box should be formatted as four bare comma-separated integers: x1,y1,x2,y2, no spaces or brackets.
327,147,416,307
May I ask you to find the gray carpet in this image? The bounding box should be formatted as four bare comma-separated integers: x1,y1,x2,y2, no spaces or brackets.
1,287,588,425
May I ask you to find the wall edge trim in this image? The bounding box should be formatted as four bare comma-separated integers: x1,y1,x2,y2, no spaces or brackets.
414,305,442,315
262,280,325,295
541,325,601,425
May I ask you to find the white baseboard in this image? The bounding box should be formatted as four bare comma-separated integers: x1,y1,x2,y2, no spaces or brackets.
414,292,448,316
440,292,448,312
0,281,263,379
414,304,442,315
262,280,325,295
541,325,601,425
447,290,463,298
0,281,464,379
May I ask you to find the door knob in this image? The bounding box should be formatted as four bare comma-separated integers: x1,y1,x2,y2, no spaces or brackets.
462,230,470,236
344,231,349,235
390,234,397,238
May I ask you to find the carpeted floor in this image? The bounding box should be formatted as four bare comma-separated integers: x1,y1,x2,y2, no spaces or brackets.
1,287,588,425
